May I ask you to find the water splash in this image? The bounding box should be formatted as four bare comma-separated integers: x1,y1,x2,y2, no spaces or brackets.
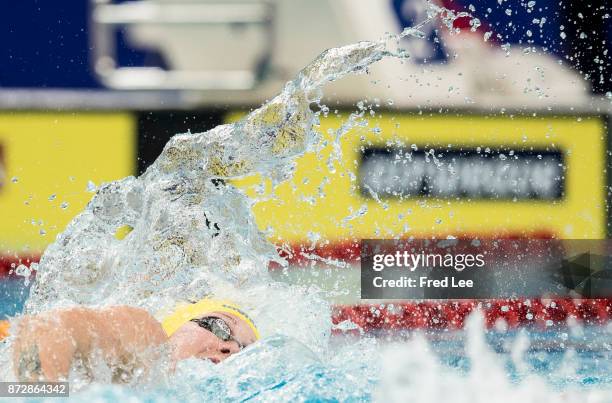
22,5,447,322
24,40,389,313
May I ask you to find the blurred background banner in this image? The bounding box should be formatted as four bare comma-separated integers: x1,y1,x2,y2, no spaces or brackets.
1,0,611,325
1,0,611,100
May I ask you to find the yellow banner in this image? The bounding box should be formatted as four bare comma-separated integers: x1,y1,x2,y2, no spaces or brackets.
229,113,606,242
0,113,135,254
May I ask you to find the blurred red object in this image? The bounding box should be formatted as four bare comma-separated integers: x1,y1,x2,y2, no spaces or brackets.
332,298,612,334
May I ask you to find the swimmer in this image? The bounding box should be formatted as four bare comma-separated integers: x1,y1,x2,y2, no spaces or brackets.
10,299,259,382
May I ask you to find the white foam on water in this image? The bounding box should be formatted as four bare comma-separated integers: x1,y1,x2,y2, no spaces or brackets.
375,312,612,403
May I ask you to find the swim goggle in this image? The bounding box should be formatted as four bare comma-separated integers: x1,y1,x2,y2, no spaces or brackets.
190,316,244,349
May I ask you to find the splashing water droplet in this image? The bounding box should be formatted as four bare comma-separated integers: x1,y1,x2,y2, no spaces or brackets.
15,264,33,286
469,18,481,31
86,180,97,192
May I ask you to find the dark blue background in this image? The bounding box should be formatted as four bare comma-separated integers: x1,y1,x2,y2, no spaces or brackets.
0,1,159,88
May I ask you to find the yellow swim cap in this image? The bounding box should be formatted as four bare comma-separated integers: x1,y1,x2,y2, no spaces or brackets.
161,299,260,339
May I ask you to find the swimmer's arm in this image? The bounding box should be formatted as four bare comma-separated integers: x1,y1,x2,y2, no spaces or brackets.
12,306,168,381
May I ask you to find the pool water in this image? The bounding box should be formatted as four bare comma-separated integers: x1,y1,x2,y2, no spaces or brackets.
3,277,611,402
0,278,30,320
12,329,612,402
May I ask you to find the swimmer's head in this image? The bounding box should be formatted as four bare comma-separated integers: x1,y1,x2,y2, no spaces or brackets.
162,298,259,338
162,299,259,364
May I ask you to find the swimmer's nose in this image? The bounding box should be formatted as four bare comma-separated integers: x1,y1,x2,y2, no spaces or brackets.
219,340,241,355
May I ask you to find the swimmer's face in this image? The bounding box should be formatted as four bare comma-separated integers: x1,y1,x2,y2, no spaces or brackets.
168,311,257,364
